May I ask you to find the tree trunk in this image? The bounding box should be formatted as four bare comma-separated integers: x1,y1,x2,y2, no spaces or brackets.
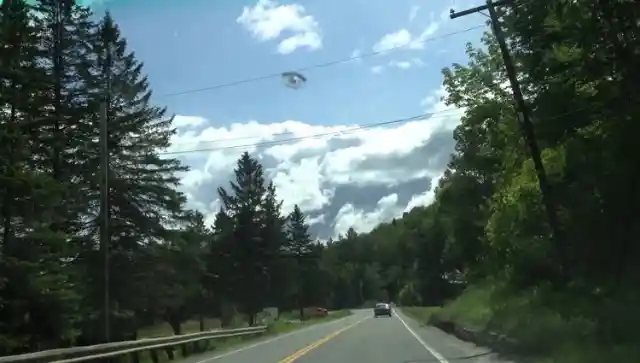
165,316,180,360
298,290,305,321
168,316,182,335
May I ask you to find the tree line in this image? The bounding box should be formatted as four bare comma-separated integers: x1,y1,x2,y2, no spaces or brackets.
0,0,334,355
322,0,640,343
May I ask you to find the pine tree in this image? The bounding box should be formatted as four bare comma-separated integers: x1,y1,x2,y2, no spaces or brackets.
208,210,235,327
75,13,189,342
175,210,210,333
286,204,314,320
32,0,96,231
260,182,289,310
0,0,82,353
218,152,269,326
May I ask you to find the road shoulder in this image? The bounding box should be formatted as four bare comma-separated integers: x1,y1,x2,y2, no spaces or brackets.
395,308,518,363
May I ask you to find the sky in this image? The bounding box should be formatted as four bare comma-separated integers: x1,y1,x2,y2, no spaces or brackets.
83,0,488,240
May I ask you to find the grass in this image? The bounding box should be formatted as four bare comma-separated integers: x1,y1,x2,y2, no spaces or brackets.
400,306,441,326
138,318,222,338
267,309,351,334
406,279,640,363
133,310,351,363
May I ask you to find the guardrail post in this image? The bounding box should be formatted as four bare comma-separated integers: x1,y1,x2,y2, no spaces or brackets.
199,339,210,353
180,343,188,357
193,340,209,353
150,349,160,363
129,351,140,363
164,346,174,360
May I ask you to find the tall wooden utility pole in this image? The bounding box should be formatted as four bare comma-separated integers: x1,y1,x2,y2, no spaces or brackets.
450,0,566,277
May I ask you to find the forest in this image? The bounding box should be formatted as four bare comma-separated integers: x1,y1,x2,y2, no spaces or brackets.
1,0,639,361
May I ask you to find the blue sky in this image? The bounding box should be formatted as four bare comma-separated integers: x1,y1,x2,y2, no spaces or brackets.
84,0,488,238
91,0,486,126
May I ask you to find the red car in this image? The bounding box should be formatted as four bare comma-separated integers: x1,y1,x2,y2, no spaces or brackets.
308,307,328,318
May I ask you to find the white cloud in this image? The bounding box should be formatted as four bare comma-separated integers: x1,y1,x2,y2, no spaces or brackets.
168,87,464,238
389,60,414,69
409,5,420,22
373,29,413,53
372,23,439,52
404,172,443,213
370,65,384,74
237,0,322,54
171,115,206,129
333,193,402,237
373,3,442,54
350,49,363,64
370,57,424,73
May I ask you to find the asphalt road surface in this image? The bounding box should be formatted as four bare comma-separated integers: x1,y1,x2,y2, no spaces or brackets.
179,308,516,363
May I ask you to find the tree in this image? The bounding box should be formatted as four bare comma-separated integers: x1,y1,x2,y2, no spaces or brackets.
0,0,81,353
261,183,291,313
207,210,235,327
218,152,269,326
76,12,189,343
286,205,314,320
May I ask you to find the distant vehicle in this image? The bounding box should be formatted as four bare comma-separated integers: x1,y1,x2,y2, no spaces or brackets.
307,307,328,318
373,302,392,318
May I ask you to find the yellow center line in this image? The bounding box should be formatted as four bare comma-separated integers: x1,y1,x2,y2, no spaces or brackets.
278,317,369,363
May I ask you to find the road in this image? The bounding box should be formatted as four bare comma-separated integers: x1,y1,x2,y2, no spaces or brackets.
179,308,516,363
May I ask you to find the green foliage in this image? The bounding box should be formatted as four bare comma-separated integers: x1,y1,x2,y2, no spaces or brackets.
398,283,421,306
313,1,640,361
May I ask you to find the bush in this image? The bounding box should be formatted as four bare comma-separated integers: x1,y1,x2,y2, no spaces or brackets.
398,282,421,306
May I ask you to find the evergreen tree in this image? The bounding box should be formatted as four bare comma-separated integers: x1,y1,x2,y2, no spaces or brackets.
260,182,289,309
0,0,80,353
76,13,189,342
286,204,313,320
208,209,235,327
218,152,269,326
32,0,96,232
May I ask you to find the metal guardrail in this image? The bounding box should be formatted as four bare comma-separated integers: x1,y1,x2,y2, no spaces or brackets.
0,326,268,363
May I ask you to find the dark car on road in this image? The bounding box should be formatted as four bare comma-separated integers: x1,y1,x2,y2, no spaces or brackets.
373,302,392,318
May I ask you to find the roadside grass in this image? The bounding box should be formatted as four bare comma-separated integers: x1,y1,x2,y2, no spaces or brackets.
134,310,351,363
267,309,351,334
138,318,222,338
420,279,640,363
399,306,441,326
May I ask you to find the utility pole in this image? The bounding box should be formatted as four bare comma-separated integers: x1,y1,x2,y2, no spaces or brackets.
100,35,112,343
450,0,566,277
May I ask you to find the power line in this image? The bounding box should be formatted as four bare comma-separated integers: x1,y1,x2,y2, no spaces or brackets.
168,107,463,147
160,110,462,156
157,25,485,98
161,102,606,157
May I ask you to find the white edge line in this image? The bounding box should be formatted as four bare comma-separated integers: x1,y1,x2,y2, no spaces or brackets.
395,311,450,363
194,314,354,363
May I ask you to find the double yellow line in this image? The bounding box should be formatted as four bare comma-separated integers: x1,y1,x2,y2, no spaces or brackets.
278,317,368,363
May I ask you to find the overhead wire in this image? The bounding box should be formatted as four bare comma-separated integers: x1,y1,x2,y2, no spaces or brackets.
158,7,585,157
148,22,489,154
167,107,463,148
155,25,487,151
161,102,604,157
156,25,486,98
160,108,463,156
